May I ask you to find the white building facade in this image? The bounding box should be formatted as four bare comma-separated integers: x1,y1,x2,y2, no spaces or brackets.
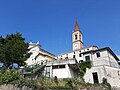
48,21,120,88
25,42,55,66
25,21,120,88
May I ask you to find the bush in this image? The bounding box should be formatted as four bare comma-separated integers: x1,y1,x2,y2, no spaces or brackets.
102,78,111,90
0,69,20,84
79,60,91,78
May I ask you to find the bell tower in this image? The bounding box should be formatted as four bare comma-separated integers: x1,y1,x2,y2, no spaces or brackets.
72,20,83,51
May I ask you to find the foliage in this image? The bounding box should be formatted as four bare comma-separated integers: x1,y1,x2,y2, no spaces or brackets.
0,33,31,68
0,66,6,74
102,78,111,90
24,66,33,72
79,60,92,78
0,70,108,90
65,79,73,89
0,69,20,84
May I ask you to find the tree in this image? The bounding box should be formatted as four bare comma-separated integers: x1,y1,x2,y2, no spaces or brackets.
0,36,5,64
0,33,31,68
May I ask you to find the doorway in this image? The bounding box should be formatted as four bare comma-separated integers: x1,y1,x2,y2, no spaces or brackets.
92,72,99,84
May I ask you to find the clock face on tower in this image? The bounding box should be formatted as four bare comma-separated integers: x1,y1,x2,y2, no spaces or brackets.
74,43,78,49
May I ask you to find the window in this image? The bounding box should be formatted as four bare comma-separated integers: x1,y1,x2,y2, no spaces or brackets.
79,35,81,40
59,65,65,68
81,60,83,62
65,54,68,59
79,53,82,57
46,66,50,78
73,55,76,58
52,65,65,69
75,35,77,40
96,52,100,58
65,57,68,59
85,55,90,61
52,65,58,69
79,60,83,63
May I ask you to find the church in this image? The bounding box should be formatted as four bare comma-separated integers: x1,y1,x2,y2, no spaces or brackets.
25,20,120,88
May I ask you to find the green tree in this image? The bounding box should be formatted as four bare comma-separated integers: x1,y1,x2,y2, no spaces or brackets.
0,36,5,64
0,33,31,68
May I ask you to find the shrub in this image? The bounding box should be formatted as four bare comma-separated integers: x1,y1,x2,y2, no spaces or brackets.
0,70,20,84
79,60,91,78
102,78,111,90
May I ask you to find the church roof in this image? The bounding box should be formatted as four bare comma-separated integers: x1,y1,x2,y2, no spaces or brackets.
74,20,82,33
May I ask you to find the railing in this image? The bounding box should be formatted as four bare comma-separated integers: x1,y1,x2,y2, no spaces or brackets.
23,61,47,74
48,59,76,65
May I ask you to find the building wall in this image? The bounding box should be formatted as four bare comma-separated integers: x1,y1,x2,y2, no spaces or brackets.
52,64,75,78
54,47,120,87
105,66,120,87
92,50,119,68
84,66,120,87
26,43,55,66
84,66,105,84
108,51,119,68
92,50,110,66
56,46,98,62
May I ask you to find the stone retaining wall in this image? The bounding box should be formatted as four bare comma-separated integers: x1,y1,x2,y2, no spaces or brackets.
0,84,32,90
0,84,120,90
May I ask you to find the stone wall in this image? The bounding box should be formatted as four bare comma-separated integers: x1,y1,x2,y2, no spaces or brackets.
0,84,120,90
0,84,32,90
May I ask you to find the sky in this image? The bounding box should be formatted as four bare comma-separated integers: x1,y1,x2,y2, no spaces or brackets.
0,0,120,55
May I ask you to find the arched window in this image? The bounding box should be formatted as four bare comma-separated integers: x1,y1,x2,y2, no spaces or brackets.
75,35,77,40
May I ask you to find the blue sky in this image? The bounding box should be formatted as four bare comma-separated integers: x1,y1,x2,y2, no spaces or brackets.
0,0,120,55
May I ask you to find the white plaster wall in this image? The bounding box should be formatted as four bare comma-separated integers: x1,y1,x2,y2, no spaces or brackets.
56,46,98,62
104,66,120,87
84,66,105,84
52,64,75,78
92,50,119,68
26,44,54,66
84,66,120,88
108,51,119,68
92,50,110,66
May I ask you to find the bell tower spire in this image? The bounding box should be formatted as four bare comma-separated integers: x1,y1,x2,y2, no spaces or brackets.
74,20,80,31
72,20,83,51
